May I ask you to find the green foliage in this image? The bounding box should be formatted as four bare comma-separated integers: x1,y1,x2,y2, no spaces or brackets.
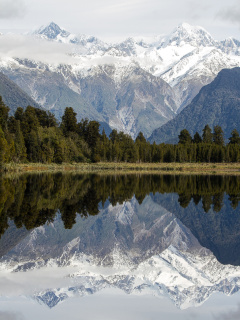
0,125,10,164
1,94,240,166
61,107,77,136
202,125,213,144
229,129,240,145
0,97,9,132
14,121,27,162
213,125,224,146
178,129,192,145
193,132,202,144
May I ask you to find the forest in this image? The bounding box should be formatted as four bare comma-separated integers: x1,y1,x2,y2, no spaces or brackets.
1,96,240,164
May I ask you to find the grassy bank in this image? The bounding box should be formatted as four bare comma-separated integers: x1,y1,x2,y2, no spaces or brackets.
3,162,240,175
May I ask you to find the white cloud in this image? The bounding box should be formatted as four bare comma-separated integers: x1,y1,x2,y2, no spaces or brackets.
217,4,240,24
0,0,27,19
0,35,76,65
215,303,240,320
0,311,24,320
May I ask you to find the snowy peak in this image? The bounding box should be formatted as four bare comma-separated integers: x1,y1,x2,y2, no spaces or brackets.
33,22,80,44
34,22,68,39
162,23,216,47
32,22,108,51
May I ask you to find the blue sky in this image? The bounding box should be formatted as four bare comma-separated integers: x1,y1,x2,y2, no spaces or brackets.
0,0,240,41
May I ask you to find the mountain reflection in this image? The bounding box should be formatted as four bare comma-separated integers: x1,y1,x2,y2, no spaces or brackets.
1,173,240,265
2,173,240,311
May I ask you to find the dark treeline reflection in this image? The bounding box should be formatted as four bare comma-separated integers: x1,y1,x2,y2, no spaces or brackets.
1,173,240,237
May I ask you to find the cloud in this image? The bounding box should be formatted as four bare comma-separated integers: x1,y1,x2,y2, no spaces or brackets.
0,311,24,320
217,4,240,24
0,0,27,19
0,34,130,67
0,34,77,65
214,303,240,320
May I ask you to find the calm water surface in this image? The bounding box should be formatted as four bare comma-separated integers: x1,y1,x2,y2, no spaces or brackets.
0,173,240,319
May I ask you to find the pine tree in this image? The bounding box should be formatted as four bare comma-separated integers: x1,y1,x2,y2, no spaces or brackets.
193,132,202,144
61,107,77,136
0,96,9,132
14,121,27,162
229,129,240,145
20,106,40,137
202,125,213,143
0,125,9,165
178,129,192,145
14,107,24,122
109,129,118,143
213,125,224,146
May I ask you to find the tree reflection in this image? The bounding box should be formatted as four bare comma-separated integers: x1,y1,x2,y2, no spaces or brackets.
1,173,240,236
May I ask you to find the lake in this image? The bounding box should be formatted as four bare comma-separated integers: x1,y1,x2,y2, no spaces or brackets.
0,173,240,319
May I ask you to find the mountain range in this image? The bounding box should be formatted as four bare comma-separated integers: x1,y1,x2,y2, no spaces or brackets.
1,22,240,138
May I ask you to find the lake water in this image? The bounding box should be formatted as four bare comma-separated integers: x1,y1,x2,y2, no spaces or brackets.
0,173,240,319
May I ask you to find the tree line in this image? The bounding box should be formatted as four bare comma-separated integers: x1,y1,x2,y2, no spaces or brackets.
1,96,240,164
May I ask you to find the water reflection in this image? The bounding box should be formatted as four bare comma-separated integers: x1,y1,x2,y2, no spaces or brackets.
1,173,240,314
1,173,240,237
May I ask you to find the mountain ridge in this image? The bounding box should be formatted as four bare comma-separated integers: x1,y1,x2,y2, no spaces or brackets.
149,67,240,143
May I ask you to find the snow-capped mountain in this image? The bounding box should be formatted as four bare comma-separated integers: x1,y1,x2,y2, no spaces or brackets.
33,22,79,43
34,246,240,310
160,23,217,47
1,22,240,137
1,195,240,310
32,21,108,52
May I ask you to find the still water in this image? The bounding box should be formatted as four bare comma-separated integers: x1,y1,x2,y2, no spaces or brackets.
0,173,240,319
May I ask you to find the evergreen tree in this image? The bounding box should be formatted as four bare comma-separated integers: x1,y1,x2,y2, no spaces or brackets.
202,125,213,143
0,125,9,165
136,131,146,143
61,107,77,136
229,129,240,145
35,109,57,128
136,132,147,162
14,107,24,122
109,129,118,144
213,125,224,146
20,106,40,137
77,118,89,141
26,130,40,162
14,121,27,162
0,96,9,132
193,132,202,144
178,129,192,144
99,128,109,161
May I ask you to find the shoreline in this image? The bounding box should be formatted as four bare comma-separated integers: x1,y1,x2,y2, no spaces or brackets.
3,162,240,175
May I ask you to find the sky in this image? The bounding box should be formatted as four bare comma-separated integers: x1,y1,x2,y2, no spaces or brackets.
0,0,240,41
